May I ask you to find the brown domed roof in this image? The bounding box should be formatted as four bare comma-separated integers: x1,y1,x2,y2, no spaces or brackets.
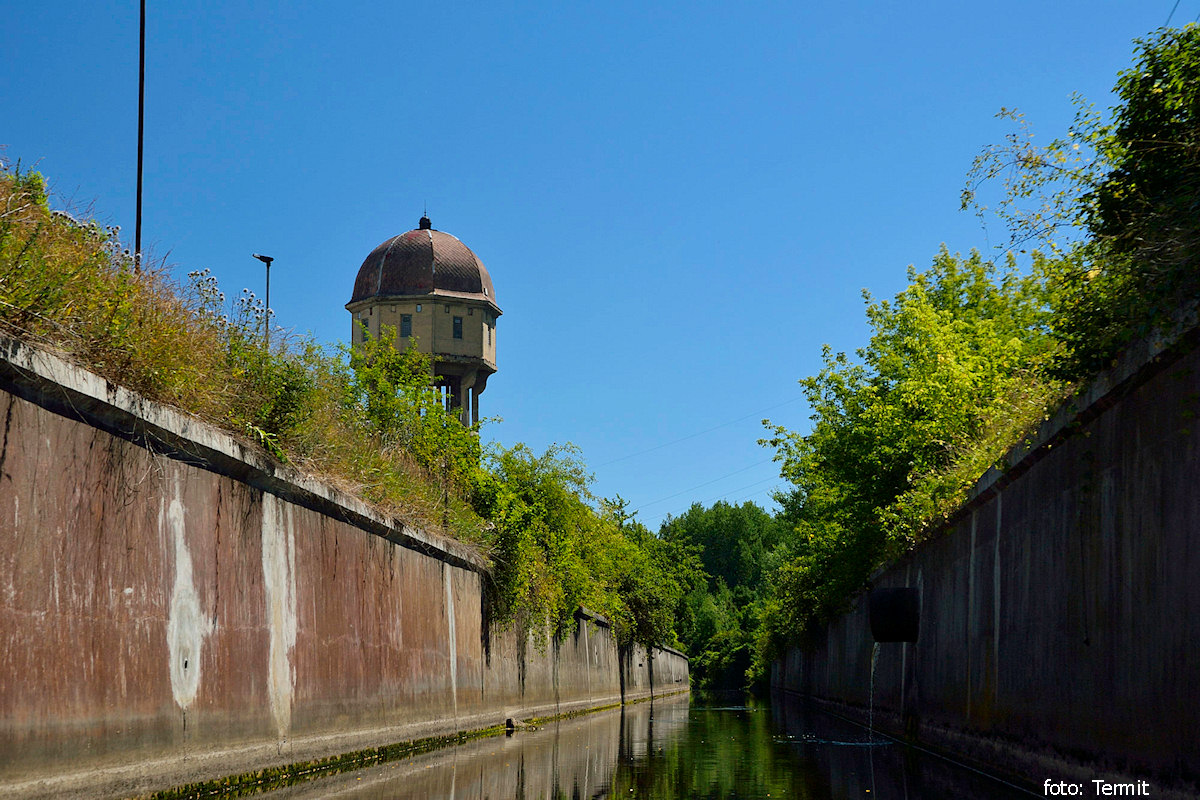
348,218,498,310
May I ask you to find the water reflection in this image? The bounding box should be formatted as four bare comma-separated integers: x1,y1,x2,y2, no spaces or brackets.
257,692,1033,799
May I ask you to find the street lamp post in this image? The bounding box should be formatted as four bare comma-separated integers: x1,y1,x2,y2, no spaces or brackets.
135,0,145,270
252,253,274,348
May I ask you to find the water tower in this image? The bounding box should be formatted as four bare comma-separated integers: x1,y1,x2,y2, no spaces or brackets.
346,216,500,424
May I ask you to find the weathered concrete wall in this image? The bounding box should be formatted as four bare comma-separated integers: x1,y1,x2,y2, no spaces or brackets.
0,338,687,799
773,319,1200,794
622,642,690,701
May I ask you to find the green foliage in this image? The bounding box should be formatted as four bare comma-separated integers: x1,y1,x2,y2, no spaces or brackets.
471,443,595,631
344,324,481,489
1091,25,1200,266
608,513,699,650
965,25,1200,379
660,500,781,688
1057,25,1200,376
662,500,782,593
472,447,693,647
755,250,1065,664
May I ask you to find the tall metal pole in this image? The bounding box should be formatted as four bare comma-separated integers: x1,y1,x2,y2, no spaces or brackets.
253,254,275,349
135,0,145,269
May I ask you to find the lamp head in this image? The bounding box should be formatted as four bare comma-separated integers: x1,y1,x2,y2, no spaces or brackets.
252,253,274,266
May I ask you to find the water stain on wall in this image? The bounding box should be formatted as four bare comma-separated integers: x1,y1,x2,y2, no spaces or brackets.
164,482,213,712
263,492,298,737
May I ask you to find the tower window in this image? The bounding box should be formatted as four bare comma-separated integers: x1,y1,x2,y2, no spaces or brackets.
416,304,422,312
468,307,473,316
400,314,412,337
453,316,463,339
444,305,450,313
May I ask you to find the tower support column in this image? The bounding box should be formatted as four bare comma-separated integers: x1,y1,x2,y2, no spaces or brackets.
458,376,470,426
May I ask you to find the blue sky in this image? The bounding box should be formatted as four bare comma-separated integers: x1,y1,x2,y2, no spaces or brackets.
2,1,1188,530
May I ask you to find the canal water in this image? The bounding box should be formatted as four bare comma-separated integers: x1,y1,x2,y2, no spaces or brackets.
256,692,1035,799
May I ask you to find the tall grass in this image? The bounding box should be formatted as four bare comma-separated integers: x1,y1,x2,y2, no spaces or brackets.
0,162,487,549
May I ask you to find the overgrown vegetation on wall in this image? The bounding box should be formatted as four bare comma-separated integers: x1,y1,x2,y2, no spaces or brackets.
741,24,1200,677
473,458,698,643
750,251,1070,671
962,25,1200,379
0,166,485,537
0,161,688,650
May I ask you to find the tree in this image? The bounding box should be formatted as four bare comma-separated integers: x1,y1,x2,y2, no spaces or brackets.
472,445,693,649
755,250,1060,658
661,500,782,594
964,25,1200,378
344,325,481,493
1089,25,1200,271
1061,25,1200,376
660,500,782,687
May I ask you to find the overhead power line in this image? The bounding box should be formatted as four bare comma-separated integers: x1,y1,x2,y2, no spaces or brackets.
715,483,782,508
695,476,781,508
597,396,802,467
1165,0,1181,26
632,466,778,515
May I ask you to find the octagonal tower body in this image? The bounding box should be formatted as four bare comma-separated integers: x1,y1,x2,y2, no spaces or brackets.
346,216,500,424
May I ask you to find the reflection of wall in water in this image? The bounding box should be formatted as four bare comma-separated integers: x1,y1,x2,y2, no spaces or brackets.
256,695,692,799
771,693,1027,800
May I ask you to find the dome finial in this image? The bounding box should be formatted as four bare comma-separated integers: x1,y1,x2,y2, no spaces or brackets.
419,213,432,230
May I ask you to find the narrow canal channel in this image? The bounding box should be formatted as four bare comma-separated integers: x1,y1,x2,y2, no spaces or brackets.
240,692,1034,799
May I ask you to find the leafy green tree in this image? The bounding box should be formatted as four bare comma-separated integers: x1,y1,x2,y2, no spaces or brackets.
1058,25,1200,376
606,513,699,649
965,25,1200,378
471,445,692,648
660,500,782,687
471,443,591,630
1089,25,1200,275
344,324,481,492
755,250,1062,662
661,500,782,594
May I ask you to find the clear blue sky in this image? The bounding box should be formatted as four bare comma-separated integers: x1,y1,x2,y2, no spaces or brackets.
2,1,1188,530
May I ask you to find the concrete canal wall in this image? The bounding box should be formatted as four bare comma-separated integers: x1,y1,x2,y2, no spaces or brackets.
772,315,1200,794
0,338,687,799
